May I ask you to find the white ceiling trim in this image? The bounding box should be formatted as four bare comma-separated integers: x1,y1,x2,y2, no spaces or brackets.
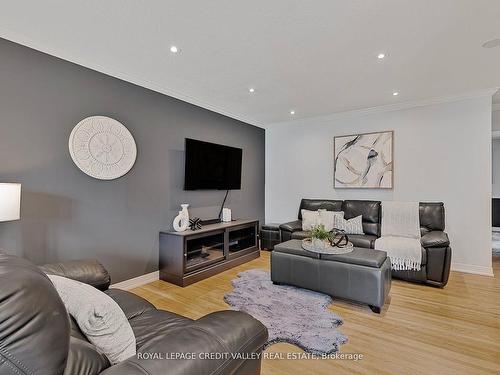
0,29,266,129
268,88,498,128
1,28,497,129
2,2,500,126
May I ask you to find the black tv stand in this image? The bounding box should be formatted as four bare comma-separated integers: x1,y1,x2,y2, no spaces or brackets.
159,219,259,286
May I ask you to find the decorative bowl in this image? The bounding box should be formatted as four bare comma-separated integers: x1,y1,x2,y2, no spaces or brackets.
302,238,354,254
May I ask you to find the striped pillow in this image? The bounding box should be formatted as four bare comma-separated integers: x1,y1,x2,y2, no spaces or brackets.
335,215,364,235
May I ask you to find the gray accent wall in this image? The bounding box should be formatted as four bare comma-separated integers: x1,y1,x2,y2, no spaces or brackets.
0,38,265,282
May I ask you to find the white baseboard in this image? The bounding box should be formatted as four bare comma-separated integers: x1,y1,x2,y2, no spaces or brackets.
451,262,494,277
111,270,159,290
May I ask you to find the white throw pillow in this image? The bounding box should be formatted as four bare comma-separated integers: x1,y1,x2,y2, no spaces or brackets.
318,210,344,231
335,215,364,235
48,275,136,364
301,209,320,230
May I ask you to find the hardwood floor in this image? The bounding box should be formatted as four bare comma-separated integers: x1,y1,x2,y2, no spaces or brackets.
131,253,500,375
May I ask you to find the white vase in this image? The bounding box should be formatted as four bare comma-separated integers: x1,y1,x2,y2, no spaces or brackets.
173,204,190,232
312,238,329,250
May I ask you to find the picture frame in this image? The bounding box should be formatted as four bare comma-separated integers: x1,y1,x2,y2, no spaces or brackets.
333,130,394,189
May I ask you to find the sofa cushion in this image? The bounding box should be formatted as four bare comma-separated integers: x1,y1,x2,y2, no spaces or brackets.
279,220,302,233
99,311,268,375
298,199,343,220
0,254,70,375
105,289,156,320
128,309,193,348
65,337,110,375
41,259,111,291
419,202,445,233
195,311,268,357
66,320,112,374
291,230,311,240
348,234,378,248
262,223,280,231
69,316,87,342
342,200,381,236
421,231,450,248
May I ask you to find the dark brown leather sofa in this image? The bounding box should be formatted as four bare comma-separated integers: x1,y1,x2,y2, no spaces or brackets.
0,254,267,375
279,199,451,287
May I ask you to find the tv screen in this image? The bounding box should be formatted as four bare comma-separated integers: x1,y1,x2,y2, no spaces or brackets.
184,138,242,190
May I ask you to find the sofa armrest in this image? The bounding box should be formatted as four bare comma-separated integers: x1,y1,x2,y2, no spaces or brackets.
194,311,268,355
279,220,302,233
425,246,452,287
100,311,268,375
40,259,111,291
421,231,450,248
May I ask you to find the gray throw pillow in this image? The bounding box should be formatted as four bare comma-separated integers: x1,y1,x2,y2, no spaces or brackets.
335,215,364,235
48,274,136,364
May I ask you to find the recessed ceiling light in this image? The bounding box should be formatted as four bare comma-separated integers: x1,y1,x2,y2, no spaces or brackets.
392,92,399,96
249,88,255,93
290,110,296,115
170,46,179,53
377,53,386,59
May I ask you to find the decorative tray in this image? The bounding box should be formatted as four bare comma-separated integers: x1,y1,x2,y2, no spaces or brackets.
301,238,354,255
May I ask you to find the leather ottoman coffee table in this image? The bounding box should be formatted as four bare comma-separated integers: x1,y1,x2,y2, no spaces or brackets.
271,239,391,313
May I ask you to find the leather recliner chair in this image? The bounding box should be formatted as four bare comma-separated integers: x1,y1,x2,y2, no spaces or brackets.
0,254,268,375
280,199,452,287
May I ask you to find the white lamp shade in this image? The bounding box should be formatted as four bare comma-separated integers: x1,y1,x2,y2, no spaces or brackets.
0,183,21,222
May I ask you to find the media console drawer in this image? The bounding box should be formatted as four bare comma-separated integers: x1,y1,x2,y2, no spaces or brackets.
159,219,259,286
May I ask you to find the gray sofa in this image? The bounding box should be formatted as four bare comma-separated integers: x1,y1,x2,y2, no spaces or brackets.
279,199,452,287
0,254,268,375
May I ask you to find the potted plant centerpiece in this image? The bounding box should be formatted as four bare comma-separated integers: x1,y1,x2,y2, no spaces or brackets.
302,224,354,254
309,224,332,250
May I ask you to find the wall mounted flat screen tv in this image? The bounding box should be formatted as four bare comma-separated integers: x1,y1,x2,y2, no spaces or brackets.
184,138,242,190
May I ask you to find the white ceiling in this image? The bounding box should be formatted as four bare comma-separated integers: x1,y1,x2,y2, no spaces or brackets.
1,1,500,127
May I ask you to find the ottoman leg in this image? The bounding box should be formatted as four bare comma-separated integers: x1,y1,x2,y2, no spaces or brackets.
369,305,381,314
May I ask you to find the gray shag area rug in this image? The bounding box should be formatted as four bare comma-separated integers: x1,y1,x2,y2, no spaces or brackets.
224,269,347,354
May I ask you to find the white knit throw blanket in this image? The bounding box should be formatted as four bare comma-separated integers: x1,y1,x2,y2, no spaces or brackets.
375,201,422,271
